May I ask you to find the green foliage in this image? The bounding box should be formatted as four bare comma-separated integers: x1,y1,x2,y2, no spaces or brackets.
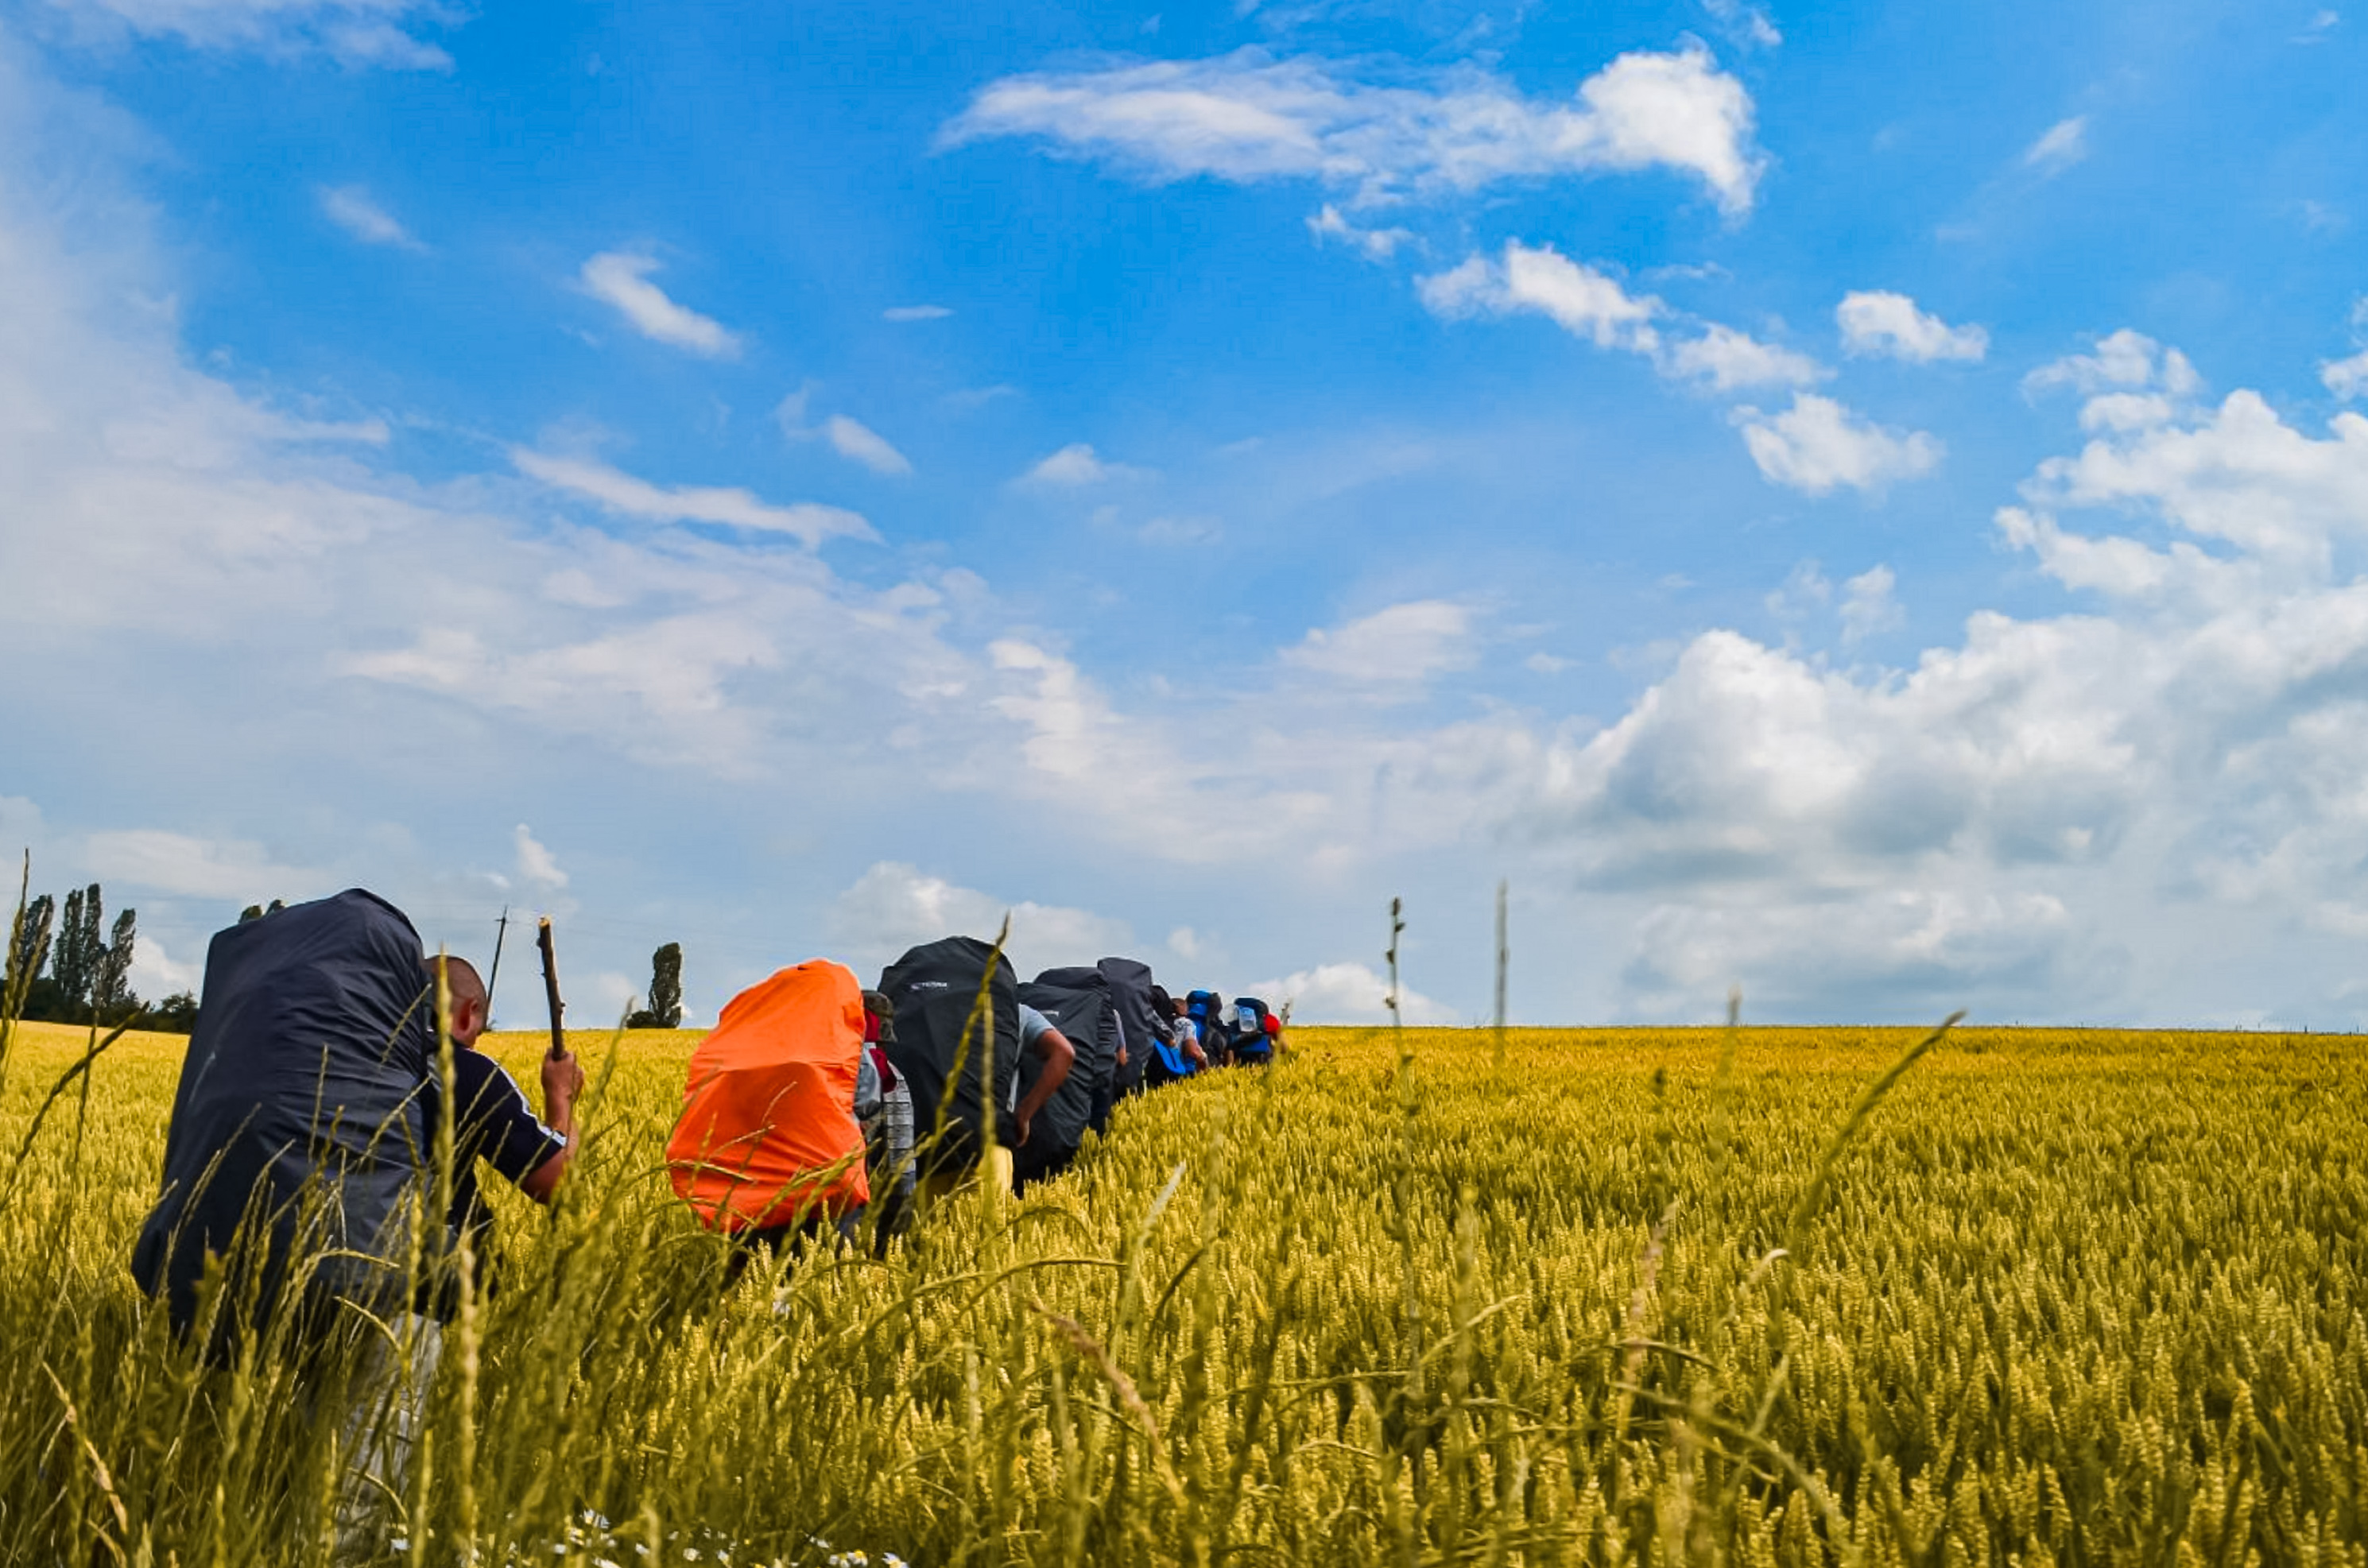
4,892,51,998
95,908,137,1017
12,883,141,1024
3,1020,2367,1565
51,882,101,1014
628,942,685,1029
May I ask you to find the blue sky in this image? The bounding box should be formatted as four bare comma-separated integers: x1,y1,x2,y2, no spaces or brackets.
6,0,2368,1027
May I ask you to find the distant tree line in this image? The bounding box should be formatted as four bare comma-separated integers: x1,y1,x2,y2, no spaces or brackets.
6,882,199,1032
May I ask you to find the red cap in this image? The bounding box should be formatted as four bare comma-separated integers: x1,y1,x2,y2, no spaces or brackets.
1264,1014,1280,1035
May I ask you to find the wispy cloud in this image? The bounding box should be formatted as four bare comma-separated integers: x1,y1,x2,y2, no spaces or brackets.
2022,115,2089,176
51,0,454,68
510,449,874,546
945,41,1767,215
1307,203,1414,261
1022,443,1148,485
319,184,424,250
1836,290,1988,362
1421,241,1821,389
577,251,741,358
882,304,953,321
825,414,913,476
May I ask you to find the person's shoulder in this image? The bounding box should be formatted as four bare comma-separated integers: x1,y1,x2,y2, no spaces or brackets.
452,1047,527,1102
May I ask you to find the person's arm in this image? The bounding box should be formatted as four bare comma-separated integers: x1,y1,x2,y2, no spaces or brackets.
1011,1026,1074,1149
517,1047,584,1204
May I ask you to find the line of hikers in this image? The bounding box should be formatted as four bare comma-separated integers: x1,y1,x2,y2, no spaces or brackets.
124,889,1286,1541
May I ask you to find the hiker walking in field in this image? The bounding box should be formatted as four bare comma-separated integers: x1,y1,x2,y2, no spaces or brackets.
1145,985,1207,1086
129,889,581,1537
877,936,1072,1202
856,989,917,1244
666,960,876,1272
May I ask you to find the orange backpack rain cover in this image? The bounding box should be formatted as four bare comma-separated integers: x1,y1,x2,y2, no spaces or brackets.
667,959,870,1232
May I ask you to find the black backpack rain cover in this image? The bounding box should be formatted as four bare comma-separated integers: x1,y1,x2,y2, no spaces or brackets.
879,936,1019,1174
131,889,435,1337
1017,967,1113,1170
1098,957,1160,1103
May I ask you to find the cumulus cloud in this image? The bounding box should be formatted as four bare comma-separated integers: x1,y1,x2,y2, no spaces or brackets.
2022,115,2089,175
827,861,1135,980
1663,322,1826,389
127,931,201,999
2325,350,2368,400
319,184,424,250
1246,960,1453,1024
1836,291,1987,362
1419,242,1661,351
511,449,874,547
1731,393,1943,494
1281,600,1477,687
944,41,1766,215
48,0,454,67
824,414,914,476
576,252,740,358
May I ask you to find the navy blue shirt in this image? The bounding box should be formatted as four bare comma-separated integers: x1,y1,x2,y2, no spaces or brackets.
423,1048,566,1318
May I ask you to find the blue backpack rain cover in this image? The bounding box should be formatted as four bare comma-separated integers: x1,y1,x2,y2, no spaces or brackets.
131,889,437,1342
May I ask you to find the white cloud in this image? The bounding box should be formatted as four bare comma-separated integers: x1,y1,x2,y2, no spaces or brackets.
1836,291,1987,362
1732,393,1943,494
83,829,325,900
48,0,454,68
576,251,740,358
2025,389,2368,575
945,41,1766,215
1246,960,1453,1024
2025,328,2199,401
1167,926,1203,961
1307,203,1413,261
319,184,423,250
513,823,568,892
824,414,914,476
1701,0,1782,47
1663,322,1825,389
1282,600,1477,687
1022,443,1145,485
882,304,952,321
1425,243,1826,393
1419,242,1661,352
510,449,874,547
2022,115,2089,175
1839,565,1902,642
127,931,200,1000
2327,350,2368,401
827,861,1135,981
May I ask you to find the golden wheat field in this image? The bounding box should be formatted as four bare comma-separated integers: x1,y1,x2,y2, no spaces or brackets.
3,1015,2366,1566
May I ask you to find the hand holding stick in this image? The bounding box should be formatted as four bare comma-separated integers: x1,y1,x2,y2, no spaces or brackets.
537,917,567,1062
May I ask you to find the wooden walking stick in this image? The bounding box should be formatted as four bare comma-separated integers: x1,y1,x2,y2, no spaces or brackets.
537,916,567,1060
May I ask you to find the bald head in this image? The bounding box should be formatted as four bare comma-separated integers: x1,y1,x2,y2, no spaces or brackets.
423,954,489,1047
